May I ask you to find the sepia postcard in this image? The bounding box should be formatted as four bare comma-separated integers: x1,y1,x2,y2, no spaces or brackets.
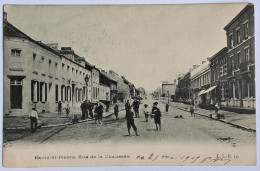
1,3,257,168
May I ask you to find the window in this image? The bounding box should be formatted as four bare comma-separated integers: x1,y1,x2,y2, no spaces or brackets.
220,66,223,76
224,63,227,75
33,54,37,71
49,60,52,75
230,56,234,75
229,34,234,48
237,28,241,44
55,85,58,102
245,47,250,62
11,49,21,57
237,52,241,67
245,22,249,38
212,69,215,82
215,68,218,81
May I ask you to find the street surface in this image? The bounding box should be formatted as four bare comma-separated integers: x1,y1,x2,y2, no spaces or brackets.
3,99,256,149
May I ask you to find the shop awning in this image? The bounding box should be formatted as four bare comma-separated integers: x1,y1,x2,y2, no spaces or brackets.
204,85,217,94
197,89,207,96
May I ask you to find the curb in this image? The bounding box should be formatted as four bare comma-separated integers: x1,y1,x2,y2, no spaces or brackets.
3,108,126,131
161,101,256,133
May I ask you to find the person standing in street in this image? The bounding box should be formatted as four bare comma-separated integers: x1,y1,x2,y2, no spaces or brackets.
65,104,70,117
125,100,131,118
94,102,104,124
58,101,62,115
114,103,119,120
215,102,220,115
88,101,94,118
80,101,87,120
190,103,195,117
126,107,139,136
152,102,162,131
165,103,169,115
143,104,149,122
132,98,140,118
29,107,38,133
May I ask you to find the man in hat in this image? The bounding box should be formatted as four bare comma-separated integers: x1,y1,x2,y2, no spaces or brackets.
125,100,131,118
132,98,140,118
126,106,139,136
29,107,38,133
151,102,162,131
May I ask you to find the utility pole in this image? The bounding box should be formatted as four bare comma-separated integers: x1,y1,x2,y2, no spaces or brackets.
167,91,169,103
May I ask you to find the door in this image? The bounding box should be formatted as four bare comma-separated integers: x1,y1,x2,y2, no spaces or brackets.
10,79,23,109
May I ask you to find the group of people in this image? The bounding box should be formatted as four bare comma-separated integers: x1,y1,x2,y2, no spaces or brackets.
124,99,162,136
80,100,105,124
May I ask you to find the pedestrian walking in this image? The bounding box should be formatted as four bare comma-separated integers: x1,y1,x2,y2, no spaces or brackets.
58,101,62,115
165,103,169,115
94,102,104,124
126,107,139,136
125,100,131,118
152,102,162,131
132,98,140,118
190,103,195,117
114,103,119,119
80,101,87,120
29,107,38,133
65,104,70,117
143,104,149,122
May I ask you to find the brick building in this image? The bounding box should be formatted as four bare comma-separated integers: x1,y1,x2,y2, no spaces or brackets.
208,47,228,105
175,71,191,102
224,4,255,108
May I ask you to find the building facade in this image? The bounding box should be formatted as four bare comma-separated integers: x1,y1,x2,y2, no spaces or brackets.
190,60,211,105
108,70,130,102
175,72,191,102
209,47,228,105
224,4,255,108
3,18,91,115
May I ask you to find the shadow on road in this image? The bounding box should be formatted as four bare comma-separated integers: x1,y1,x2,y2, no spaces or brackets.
146,129,156,131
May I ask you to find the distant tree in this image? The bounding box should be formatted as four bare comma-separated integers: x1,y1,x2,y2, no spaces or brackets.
137,87,146,95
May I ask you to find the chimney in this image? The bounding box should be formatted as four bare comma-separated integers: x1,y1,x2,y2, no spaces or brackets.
46,43,58,50
202,61,206,64
3,12,7,21
193,65,197,69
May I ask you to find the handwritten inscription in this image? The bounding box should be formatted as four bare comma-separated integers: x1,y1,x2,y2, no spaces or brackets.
136,153,239,165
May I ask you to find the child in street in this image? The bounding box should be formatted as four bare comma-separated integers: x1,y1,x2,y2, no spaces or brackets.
151,102,162,131
143,104,149,122
190,104,195,117
165,103,169,115
126,107,139,136
65,104,70,117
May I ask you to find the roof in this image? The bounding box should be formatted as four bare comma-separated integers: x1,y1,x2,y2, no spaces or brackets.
224,3,254,30
208,47,227,61
3,20,94,71
3,20,62,58
100,70,118,84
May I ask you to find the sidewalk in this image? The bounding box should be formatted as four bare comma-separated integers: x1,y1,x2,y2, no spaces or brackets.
161,101,256,131
3,102,125,130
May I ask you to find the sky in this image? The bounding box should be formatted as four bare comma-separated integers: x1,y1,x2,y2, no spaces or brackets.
4,4,247,93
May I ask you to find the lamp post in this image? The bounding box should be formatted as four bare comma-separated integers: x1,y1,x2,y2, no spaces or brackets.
84,75,89,101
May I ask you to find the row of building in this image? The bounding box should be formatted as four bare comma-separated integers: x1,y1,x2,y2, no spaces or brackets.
3,12,143,116
175,4,255,109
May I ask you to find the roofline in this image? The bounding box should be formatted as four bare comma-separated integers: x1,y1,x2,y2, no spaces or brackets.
224,3,254,30
208,47,227,61
4,20,92,72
